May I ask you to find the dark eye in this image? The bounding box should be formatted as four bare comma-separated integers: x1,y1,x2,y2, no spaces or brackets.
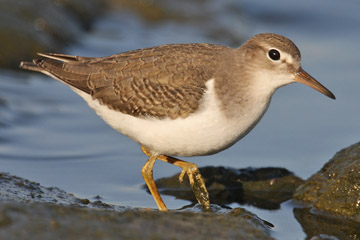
268,49,280,61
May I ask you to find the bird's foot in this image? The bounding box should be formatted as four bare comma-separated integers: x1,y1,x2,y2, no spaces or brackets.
140,145,210,210
178,162,210,210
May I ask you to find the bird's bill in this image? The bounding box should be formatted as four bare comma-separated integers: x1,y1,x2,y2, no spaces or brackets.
294,67,336,99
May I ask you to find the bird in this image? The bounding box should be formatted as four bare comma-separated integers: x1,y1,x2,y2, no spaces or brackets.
20,33,335,211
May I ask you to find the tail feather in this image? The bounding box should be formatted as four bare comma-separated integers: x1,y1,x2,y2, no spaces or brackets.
36,53,92,62
19,61,43,72
19,53,92,94
37,53,74,62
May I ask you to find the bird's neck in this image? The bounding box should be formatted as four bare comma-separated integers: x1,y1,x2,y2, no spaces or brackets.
213,53,274,121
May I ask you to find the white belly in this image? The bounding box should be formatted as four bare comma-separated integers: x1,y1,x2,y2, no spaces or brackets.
72,79,270,157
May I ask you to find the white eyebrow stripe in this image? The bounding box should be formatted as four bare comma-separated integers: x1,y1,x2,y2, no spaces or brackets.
282,52,294,64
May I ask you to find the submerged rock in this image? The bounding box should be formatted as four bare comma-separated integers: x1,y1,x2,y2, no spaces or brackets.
294,141,360,222
154,166,304,210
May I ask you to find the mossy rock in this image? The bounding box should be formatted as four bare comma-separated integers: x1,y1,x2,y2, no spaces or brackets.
294,141,360,222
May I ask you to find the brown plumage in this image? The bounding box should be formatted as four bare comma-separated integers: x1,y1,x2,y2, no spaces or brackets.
20,43,230,119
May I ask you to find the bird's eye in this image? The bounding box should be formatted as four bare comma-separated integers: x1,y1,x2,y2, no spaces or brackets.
268,49,280,61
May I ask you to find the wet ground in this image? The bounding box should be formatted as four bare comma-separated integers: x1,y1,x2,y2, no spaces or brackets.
1,0,360,239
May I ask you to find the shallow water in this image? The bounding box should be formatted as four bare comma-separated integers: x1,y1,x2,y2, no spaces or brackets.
1,0,360,239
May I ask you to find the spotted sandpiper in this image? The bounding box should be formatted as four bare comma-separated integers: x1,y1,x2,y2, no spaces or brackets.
20,33,335,211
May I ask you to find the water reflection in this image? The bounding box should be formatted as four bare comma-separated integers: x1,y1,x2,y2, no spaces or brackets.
293,207,360,239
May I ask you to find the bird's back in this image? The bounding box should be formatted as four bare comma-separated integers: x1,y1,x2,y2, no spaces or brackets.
20,43,230,119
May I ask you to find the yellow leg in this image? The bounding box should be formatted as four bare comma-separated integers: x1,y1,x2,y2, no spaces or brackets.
141,153,168,211
141,146,210,210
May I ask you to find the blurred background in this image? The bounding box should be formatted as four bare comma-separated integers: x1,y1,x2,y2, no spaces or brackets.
0,0,359,239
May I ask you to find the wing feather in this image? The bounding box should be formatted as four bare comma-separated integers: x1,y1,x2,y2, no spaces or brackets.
20,43,230,119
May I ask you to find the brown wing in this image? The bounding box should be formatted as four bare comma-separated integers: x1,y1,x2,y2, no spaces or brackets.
20,44,229,119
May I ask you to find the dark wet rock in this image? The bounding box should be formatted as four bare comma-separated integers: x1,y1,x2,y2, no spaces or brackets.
0,172,273,240
0,0,104,69
179,204,274,229
294,141,360,222
293,207,360,240
154,166,304,210
0,202,274,240
0,172,123,211
0,172,77,205
228,207,274,229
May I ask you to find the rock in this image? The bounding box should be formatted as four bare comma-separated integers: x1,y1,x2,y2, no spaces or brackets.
0,172,123,210
0,202,274,240
294,141,360,222
154,166,304,210
0,172,274,239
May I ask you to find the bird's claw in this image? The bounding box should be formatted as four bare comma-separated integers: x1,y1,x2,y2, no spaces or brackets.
178,163,210,210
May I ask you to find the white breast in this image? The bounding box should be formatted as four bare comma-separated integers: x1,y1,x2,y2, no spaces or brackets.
72,79,270,157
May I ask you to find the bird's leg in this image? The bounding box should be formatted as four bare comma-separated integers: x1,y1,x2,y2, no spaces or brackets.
159,155,211,210
141,152,168,211
141,146,210,210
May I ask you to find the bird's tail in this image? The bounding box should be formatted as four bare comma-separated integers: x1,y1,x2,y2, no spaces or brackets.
19,60,43,72
19,53,92,94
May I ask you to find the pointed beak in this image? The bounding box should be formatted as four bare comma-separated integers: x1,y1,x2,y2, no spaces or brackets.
294,67,335,99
